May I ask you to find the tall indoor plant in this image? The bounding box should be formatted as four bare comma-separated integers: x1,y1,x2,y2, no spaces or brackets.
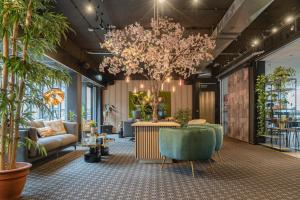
0,0,70,198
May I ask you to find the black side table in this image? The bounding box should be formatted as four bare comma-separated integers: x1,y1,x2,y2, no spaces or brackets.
83,138,103,163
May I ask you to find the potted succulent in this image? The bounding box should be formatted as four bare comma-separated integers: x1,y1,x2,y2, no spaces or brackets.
0,0,70,199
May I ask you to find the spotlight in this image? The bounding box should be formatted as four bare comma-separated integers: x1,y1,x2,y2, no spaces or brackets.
86,4,94,13
192,0,199,5
291,25,295,31
251,39,260,47
285,15,294,24
88,28,94,32
271,27,278,34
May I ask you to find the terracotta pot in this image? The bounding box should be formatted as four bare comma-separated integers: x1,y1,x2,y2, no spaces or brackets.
0,162,32,200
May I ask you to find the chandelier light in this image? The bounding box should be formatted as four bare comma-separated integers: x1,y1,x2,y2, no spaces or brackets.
43,88,64,106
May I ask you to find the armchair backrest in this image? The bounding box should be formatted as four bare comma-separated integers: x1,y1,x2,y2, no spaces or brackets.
188,124,224,151
159,128,216,161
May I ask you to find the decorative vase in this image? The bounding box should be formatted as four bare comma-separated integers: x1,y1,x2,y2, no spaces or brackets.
0,162,32,200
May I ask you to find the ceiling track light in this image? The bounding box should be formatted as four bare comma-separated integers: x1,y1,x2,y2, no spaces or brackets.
285,15,295,24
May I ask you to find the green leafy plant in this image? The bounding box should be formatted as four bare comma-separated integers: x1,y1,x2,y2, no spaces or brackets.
68,111,76,122
174,108,191,127
0,0,71,170
89,120,97,128
256,75,267,136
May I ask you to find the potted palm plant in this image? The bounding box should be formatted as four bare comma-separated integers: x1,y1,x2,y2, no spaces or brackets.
0,0,70,199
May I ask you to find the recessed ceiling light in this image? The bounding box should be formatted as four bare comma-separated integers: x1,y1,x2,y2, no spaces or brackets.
251,39,260,47
285,15,294,24
88,28,94,32
271,27,278,34
86,4,94,13
192,0,200,5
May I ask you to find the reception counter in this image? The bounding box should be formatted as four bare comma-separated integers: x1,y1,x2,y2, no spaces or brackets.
132,121,180,162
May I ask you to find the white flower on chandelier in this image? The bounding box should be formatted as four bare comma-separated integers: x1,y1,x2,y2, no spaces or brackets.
99,17,215,81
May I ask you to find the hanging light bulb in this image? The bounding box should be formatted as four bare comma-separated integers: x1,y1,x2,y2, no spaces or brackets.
125,76,130,83
133,87,137,94
166,77,171,83
179,79,183,86
140,83,144,89
172,86,176,93
161,83,164,91
147,89,151,97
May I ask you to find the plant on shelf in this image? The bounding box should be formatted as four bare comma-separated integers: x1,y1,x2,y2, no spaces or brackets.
174,108,191,127
68,111,77,122
0,0,71,198
256,66,295,137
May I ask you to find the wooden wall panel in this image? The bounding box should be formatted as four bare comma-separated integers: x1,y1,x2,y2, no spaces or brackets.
104,80,192,131
227,68,250,142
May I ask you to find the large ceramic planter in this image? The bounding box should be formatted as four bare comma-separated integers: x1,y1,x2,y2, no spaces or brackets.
0,162,32,200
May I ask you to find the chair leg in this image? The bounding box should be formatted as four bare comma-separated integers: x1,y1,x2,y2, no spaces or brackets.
208,159,215,173
161,156,166,169
190,161,195,177
217,151,224,162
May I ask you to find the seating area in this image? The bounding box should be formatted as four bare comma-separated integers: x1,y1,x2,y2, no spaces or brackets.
1,0,300,199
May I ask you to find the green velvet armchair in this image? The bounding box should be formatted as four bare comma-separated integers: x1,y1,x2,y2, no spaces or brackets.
159,127,216,177
188,124,224,161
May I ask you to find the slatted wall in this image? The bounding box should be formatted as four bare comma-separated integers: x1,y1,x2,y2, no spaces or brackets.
103,80,193,131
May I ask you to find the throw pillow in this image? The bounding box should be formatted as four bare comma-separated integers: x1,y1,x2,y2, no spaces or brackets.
37,127,56,138
188,119,207,125
44,120,67,135
29,119,45,128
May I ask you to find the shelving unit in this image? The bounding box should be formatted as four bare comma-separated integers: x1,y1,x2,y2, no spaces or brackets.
263,78,299,151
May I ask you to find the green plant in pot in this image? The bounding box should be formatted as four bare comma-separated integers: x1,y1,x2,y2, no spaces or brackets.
174,108,191,127
0,0,71,199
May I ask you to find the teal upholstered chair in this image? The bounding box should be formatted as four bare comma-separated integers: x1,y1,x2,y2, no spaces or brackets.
188,124,224,161
159,128,216,177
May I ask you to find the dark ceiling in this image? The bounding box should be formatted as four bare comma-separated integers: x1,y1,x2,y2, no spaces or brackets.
55,0,300,82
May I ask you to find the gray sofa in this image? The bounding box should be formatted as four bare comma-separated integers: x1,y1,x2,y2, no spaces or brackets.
17,122,78,162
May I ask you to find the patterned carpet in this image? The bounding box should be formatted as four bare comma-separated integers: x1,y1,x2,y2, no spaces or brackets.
21,137,300,200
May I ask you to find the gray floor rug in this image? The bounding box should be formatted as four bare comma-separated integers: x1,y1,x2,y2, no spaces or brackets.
21,137,300,200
